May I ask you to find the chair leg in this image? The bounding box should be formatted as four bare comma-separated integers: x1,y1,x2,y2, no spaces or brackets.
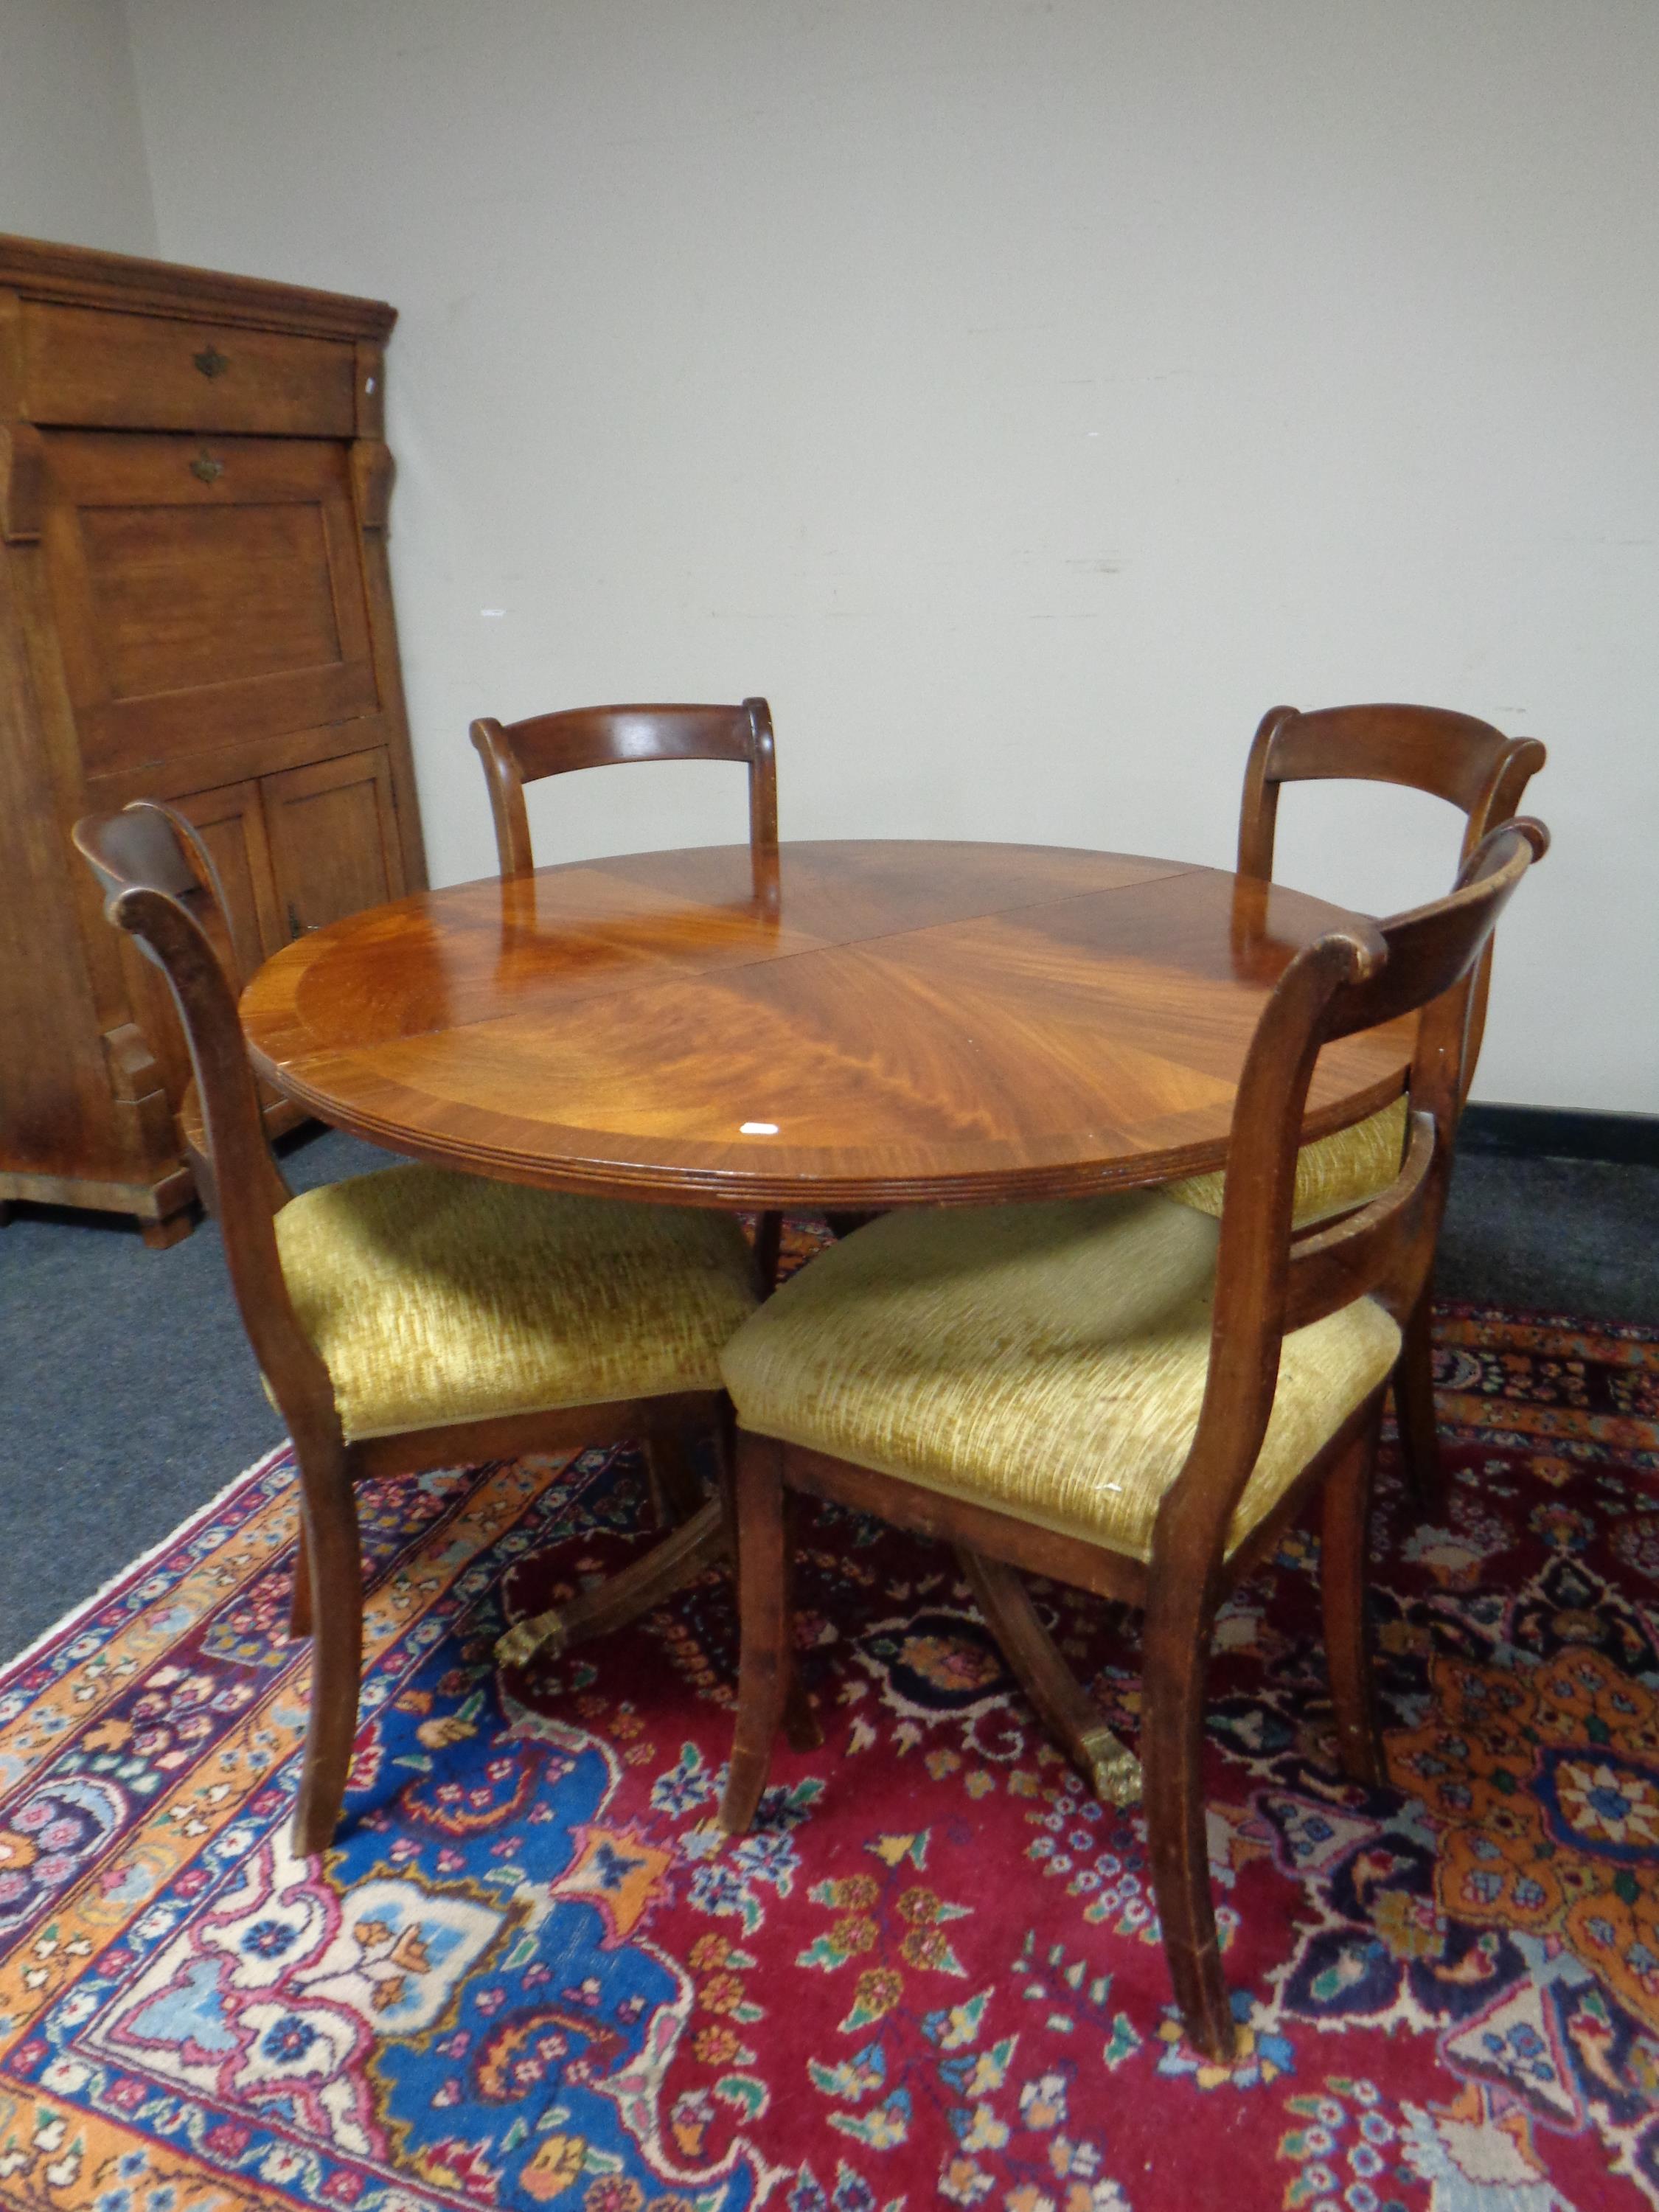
1141,1576,1234,2061
1392,1284,1441,1506
289,1448,364,1858
712,1410,818,1752
644,1428,707,1526
956,1549,1141,1806
754,1210,784,1293
288,1527,313,1640
719,1431,792,1834
1321,1408,1385,1787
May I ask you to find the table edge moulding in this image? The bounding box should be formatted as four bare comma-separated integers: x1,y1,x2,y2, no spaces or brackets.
240,838,1415,1214
0,232,425,1246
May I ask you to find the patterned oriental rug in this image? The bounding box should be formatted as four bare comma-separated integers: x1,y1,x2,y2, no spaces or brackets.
2,1242,1658,2212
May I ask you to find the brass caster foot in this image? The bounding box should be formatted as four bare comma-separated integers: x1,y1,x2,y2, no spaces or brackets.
495,1609,568,1669
1084,1728,1144,1809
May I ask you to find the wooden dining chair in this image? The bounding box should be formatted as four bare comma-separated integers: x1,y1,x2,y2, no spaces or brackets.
469,698,778,880
123,802,258,1220
715,815,1547,2060
470,696,785,1286
72,801,765,1858
1165,703,1546,1498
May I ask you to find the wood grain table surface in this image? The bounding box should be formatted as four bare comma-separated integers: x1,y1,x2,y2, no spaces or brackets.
240,839,1413,1211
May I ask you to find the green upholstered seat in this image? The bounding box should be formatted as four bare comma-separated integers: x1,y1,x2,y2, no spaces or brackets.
271,1164,758,1441
1164,1095,1408,1227
721,1189,1399,1563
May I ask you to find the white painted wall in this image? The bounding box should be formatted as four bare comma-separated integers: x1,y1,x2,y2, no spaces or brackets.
105,3,1659,1109
0,0,154,257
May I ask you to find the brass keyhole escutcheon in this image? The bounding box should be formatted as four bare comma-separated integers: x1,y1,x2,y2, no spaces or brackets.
193,345,230,379
189,451,223,484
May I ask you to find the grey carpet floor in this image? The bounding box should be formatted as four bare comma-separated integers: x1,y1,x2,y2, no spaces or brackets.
3,1129,1657,1665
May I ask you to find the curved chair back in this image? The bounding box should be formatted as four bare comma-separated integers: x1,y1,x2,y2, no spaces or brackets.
1237,702,1545,879
1163,815,1548,1576
470,698,778,877
1236,700,1545,1093
72,804,333,1431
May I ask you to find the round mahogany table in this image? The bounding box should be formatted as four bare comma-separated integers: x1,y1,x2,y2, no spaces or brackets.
240,839,1411,1209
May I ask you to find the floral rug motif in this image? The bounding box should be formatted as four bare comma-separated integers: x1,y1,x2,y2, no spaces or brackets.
1,1242,1658,2211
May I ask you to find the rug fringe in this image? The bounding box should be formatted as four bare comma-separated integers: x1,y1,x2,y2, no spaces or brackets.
0,1439,295,1685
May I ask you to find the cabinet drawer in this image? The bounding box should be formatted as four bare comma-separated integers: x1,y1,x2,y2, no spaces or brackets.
43,431,380,778
21,301,358,436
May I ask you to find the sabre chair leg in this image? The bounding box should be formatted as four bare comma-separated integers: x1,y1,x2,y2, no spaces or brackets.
290,1449,364,1858
644,1427,707,1527
956,1549,1141,1807
1392,1284,1442,1506
714,1413,818,1753
288,1526,313,1640
720,1431,792,1834
1321,1408,1385,1787
753,1210,784,1293
1141,1578,1234,2061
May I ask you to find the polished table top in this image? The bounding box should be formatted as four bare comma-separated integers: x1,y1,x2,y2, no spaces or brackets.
240,839,1413,1210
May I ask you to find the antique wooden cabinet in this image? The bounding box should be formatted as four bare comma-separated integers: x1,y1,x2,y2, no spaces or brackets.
0,234,425,1245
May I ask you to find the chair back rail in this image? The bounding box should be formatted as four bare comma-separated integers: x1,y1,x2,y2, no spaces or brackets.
1282,1110,1438,1332
72,805,337,1440
1235,700,1546,1104
1238,701,1546,875
470,698,778,877
1158,817,1548,1576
